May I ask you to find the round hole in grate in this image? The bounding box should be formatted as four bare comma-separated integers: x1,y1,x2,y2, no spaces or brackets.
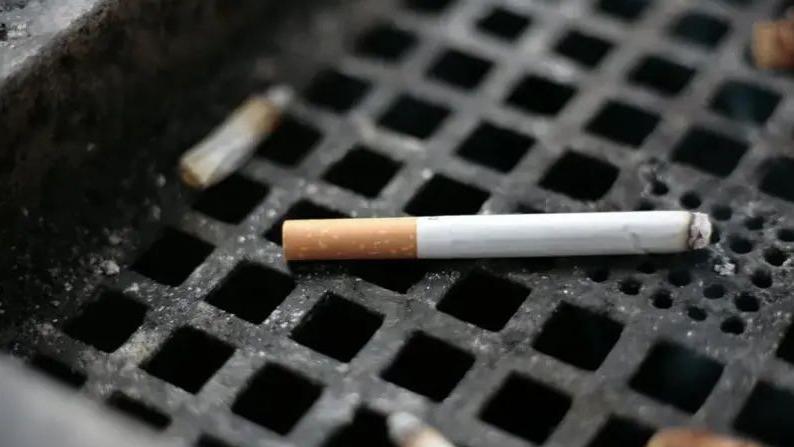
680,192,701,209
652,289,672,309
745,216,764,231
751,269,772,288
764,247,787,267
651,180,668,196
710,226,722,243
636,260,656,274
588,267,609,283
778,228,794,242
720,316,745,335
711,205,732,221
668,268,691,287
729,235,753,254
703,284,725,299
687,306,707,321
619,278,642,295
735,292,760,312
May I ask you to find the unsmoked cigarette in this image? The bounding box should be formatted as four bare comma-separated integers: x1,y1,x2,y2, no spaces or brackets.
283,211,711,261
179,85,293,189
387,412,455,447
647,428,761,447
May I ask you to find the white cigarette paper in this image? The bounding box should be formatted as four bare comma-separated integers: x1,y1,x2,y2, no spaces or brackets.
387,412,455,447
179,85,293,189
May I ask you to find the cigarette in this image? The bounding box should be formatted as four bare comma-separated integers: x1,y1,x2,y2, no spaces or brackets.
752,17,794,70
179,85,294,189
282,211,711,261
647,428,761,447
387,412,455,447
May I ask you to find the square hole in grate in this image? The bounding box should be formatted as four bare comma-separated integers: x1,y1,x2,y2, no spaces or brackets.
506,74,577,116
343,260,430,293
586,100,659,148
355,23,417,62
668,11,729,48
734,381,794,446
480,373,571,444
323,146,401,198
265,201,345,245
427,48,493,90
304,69,371,113
710,81,781,125
540,151,619,201
404,174,489,216
291,293,382,362
629,341,723,412
760,157,794,202
142,327,234,394
232,363,322,434
107,392,171,430
403,0,455,14
628,55,695,96
30,353,87,388
588,417,655,447
534,302,623,370
64,291,147,353
256,115,321,167
457,122,533,173
437,270,528,331
322,408,394,447
554,30,614,68
476,6,531,41
381,332,474,401
197,435,236,447
672,126,747,177
132,228,213,286
193,175,268,224
378,94,450,139
595,0,653,21
206,263,295,324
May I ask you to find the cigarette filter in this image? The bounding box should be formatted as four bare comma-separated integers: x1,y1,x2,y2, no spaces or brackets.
282,211,711,261
753,18,794,69
647,428,760,447
179,85,293,189
387,412,455,447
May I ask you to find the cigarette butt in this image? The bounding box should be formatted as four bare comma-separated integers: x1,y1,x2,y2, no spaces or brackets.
753,19,794,70
282,211,711,261
647,428,761,447
179,85,293,189
387,412,455,447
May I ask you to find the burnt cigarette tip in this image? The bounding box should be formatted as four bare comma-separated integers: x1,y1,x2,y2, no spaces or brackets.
689,212,712,250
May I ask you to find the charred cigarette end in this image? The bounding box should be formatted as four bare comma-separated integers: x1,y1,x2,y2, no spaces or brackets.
647,428,761,447
179,85,294,189
752,19,794,70
387,412,455,447
688,213,712,250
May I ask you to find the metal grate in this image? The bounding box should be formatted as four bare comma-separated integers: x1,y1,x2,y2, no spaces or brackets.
9,0,794,446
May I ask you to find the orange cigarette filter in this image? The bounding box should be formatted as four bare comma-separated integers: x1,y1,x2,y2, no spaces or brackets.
647,428,761,447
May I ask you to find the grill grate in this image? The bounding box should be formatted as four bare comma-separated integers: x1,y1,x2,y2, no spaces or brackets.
9,0,794,446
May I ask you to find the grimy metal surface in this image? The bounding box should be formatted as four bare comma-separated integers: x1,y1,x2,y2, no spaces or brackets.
4,0,794,446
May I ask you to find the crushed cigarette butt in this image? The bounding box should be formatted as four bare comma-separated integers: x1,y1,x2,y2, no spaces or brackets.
387,412,455,447
753,15,794,69
647,428,761,447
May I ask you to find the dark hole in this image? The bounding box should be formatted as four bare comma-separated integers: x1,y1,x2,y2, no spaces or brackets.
712,205,732,221
586,100,659,148
381,332,474,401
256,116,321,167
629,341,723,412
735,292,760,312
554,29,613,68
540,151,619,201
304,69,371,113
765,247,788,266
668,268,691,287
232,363,322,434
324,146,400,197
322,408,395,447
534,302,623,370
405,174,489,216
64,291,147,353
143,327,234,394
402,0,455,14
680,192,702,209
343,260,430,293
291,293,383,362
652,289,673,309
778,228,794,242
427,48,493,90
476,6,531,41
651,180,669,195
636,200,655,211
132,228,214,286
587,417,655,447
619,278,642,295
669,12,730,48
588,267,610,282
206,263,295,324
710,81,781,125
721,316,745,335
30,354,87,388
760,157,794,202
688,306,707,321
506,74,577,116
711,225,722,243
480,373,571,444
355,23,417,61
196,435,236,447
193,175,269,224
745,216,765,230
107,392,171,430
672,126,748,177
456,122,533,173
729,235,753,254
703,283,726,299
636,260,657,274
378,95,450,139
265,201,345,245
734,381,794,446
595,0,653,21
751,269,772,288
437,270,529,331
628,55,695,96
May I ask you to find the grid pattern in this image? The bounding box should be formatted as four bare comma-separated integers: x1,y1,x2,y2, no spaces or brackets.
13,0,794,446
